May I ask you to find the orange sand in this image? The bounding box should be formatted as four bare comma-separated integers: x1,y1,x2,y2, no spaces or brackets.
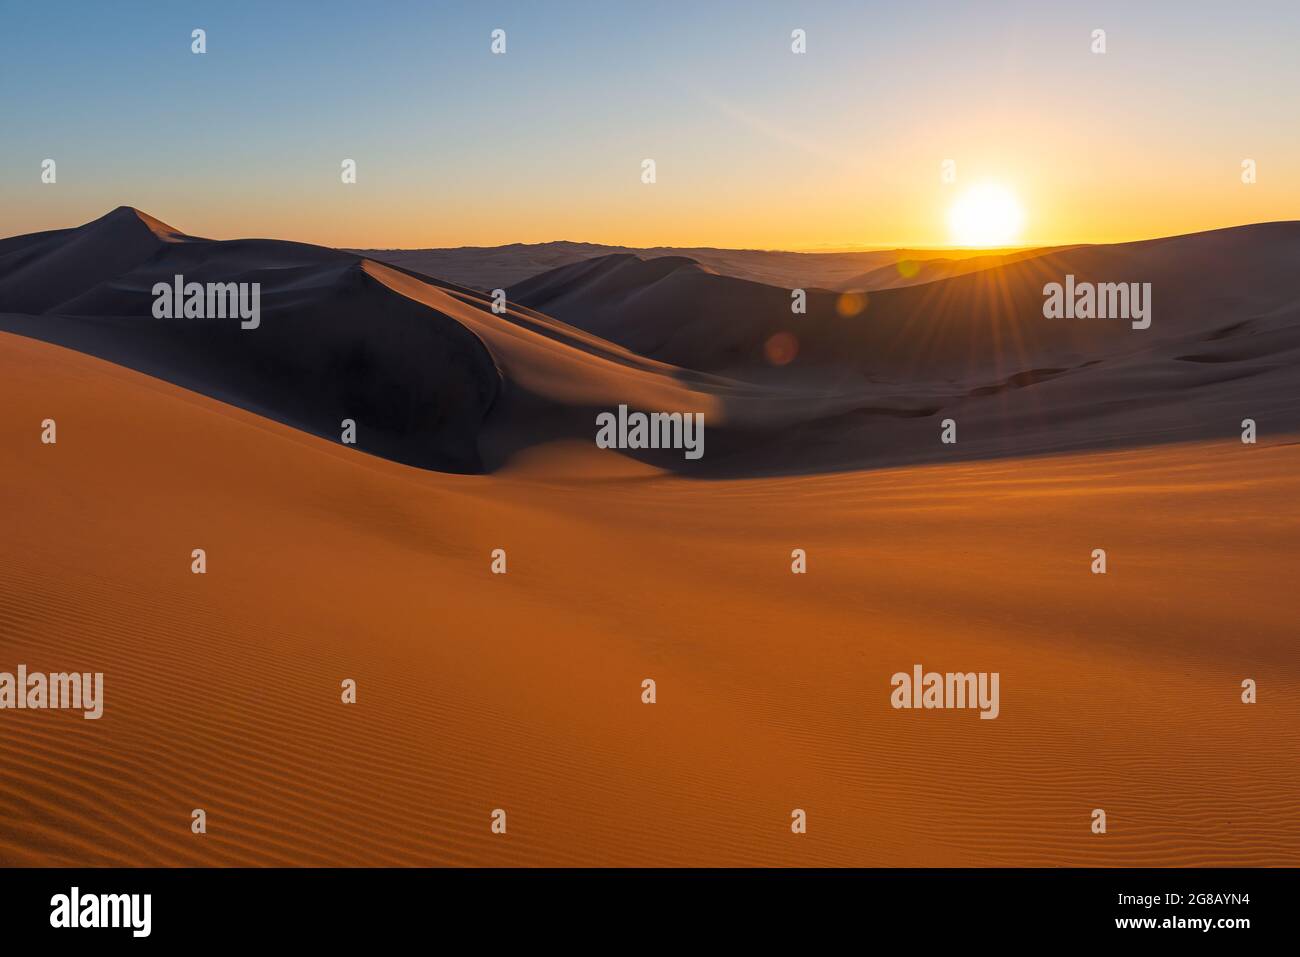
1,331,1296,866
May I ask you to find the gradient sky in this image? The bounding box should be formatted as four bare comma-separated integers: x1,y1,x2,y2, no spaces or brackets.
2,0,1298,249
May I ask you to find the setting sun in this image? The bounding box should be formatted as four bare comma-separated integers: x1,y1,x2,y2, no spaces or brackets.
948,184,1025,247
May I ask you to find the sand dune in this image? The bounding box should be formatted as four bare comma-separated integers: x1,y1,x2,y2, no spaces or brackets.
837,246,1076,291
0,208,500,472
515,223,1300,381
5,209,1300,479
510,223,1300,474
1,331,1296,866
353,239,1047,293
2,210,774,474
0,207,198,314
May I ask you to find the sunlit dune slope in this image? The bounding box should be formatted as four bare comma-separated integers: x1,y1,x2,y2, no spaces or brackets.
1,331,1297,866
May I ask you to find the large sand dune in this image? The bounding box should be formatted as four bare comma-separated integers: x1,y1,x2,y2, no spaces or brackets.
0,208,499,472
1,331,1296,865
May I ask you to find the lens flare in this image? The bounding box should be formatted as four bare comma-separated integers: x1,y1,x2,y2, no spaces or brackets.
764,331,799,365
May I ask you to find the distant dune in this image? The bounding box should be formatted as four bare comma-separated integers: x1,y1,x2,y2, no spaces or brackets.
836,246,1076,291
510,223,1300,472
5,210,1299,478
513,223,1300,382
350,240,1045,293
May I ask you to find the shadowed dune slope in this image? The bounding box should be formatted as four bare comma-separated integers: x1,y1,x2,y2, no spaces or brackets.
5,210,1300,477
504,223,1300,474
2,210,752,474
1,209,771,474
2,331,1298,866
513,223,1300,382
0,208,500,472
0,207,200,314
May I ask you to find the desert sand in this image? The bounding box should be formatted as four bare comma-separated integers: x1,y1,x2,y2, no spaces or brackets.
0,209,1297,865
1,330,1297,865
